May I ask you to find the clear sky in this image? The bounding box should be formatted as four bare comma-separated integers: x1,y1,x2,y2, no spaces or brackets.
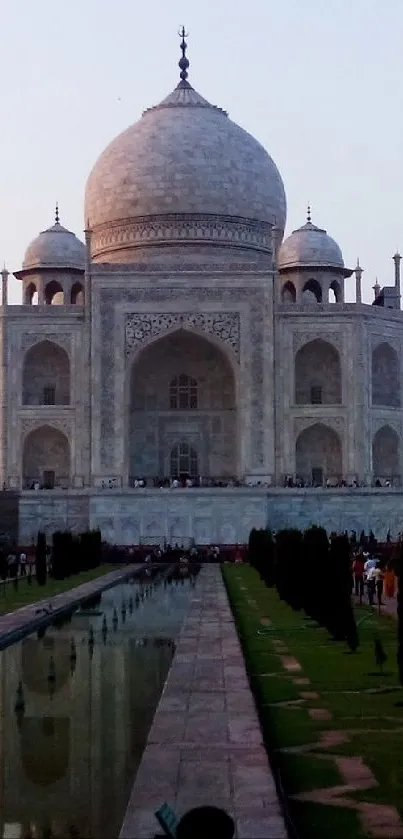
1,0,402,303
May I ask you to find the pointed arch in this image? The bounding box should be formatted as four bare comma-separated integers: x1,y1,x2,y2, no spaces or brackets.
22,340,70,405
302,279,322,302
372,425,400,483
281,281,296,303
44,280,64,305
22,425,70,488
128,329,237,482
295,339,341,405
296,422,342,485
372,342,400,407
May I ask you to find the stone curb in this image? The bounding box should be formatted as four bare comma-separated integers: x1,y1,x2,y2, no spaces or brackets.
0,564,141,650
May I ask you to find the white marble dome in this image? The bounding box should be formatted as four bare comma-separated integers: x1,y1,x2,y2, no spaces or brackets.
278,218,344,270
84,79,286,262
23,216,85,271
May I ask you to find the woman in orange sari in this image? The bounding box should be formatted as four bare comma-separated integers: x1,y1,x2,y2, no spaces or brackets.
383,564,396,598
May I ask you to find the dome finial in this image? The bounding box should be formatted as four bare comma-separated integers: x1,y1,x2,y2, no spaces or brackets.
178,26,190,85
55,202,60,224
307,203,312,224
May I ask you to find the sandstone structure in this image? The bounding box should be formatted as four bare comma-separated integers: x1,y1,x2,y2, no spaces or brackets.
2,33,403,543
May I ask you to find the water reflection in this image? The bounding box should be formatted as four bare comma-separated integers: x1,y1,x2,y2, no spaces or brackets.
0,564,199,839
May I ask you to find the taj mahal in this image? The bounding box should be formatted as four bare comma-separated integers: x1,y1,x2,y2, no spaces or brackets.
2,33,403,544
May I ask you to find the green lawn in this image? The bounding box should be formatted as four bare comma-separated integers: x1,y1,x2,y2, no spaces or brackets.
223,564,403,839
0,565,121,616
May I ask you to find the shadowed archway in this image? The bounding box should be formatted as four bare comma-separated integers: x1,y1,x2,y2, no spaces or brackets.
129,330,237,481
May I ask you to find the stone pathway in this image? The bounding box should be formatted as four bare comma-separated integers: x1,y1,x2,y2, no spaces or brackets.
119,566,288,839
0,565,140,648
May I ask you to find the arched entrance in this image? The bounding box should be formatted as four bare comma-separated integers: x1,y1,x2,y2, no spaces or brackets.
372,425,400,484
129,330,237,482
22,425,70,489
296,423,342,485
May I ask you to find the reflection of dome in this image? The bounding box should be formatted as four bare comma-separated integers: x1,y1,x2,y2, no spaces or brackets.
23,207,85,271
278,214,344,270
85,44,286,263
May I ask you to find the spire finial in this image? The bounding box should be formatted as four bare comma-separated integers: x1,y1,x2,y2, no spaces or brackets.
178,26,190,84
55,202,60,224
307,203,311,223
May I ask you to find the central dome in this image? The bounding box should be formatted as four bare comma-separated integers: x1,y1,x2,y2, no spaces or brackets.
85,64,286,264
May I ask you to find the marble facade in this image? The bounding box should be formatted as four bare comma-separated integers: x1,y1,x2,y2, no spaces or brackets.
2,45,403,544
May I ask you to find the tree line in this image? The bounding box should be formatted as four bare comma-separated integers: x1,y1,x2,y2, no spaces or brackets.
35,529,102,586
248,526,359,651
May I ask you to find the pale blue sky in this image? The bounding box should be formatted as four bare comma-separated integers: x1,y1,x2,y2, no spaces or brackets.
1,0,402,303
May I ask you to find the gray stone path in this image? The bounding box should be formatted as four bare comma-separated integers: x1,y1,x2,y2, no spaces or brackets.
119,565,288,839
0,565,140,648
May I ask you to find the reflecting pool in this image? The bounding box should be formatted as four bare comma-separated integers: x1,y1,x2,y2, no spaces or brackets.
0,564,199,839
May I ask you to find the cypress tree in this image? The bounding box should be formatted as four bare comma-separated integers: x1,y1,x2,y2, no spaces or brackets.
35,532,47,586
302,526,329,626
275,529,303,609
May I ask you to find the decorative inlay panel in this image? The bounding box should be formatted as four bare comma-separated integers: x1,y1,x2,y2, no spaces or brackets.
91,214,273,260
293,416,345,437
99,286,268,473
372,416,401,437
293,331,342,354
20,417,72,439
21,333,71,354
125,312,240,359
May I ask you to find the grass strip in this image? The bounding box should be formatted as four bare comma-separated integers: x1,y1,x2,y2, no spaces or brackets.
223,564,403,839
0,564,122,616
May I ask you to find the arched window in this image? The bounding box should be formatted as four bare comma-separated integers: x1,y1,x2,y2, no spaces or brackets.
25,282,38,305
44,280,64,305
302,279,322,302
169,374,198,410
329,280,342,303
71,282,84,304
281,281,296,303
170,443,198,478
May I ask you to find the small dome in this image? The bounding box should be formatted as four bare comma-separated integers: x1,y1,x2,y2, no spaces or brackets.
278,218,344,271
23,212,85,271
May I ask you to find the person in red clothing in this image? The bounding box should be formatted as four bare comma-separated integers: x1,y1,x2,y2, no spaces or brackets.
352,553,365,602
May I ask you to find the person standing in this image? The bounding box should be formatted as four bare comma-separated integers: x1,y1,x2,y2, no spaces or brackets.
366,564,377,606
19,551,27,576
384,564,396,598
352,553,365,602
374,565,385,611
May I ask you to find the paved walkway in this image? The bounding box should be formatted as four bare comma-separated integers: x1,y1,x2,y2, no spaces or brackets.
354,593,398,619
119,565,287,839
0,565,140,648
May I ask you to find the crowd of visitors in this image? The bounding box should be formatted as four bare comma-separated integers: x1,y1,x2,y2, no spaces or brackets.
0,547,33,579
351,549,397,607
105,542,246,564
